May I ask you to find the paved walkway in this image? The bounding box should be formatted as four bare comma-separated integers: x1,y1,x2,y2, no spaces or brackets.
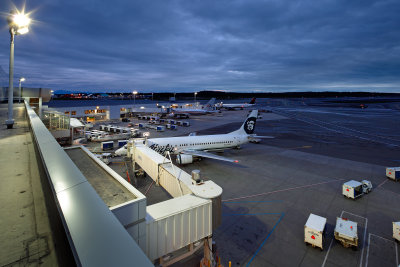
0,103,59,266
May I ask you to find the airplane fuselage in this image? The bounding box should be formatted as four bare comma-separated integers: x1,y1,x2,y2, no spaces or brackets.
147,134,248,155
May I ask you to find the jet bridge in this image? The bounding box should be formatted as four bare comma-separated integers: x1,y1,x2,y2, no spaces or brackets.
65,142,222,266
127,141,223,265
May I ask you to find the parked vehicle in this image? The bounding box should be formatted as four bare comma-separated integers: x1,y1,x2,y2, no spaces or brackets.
342,180,372,199
304,213,326,250
334,217,358,249
386,167,400,181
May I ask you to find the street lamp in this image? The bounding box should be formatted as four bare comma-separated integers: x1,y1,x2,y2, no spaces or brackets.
18,77,25,103
133,91,138,105
6,9,31,129
194,92,198,103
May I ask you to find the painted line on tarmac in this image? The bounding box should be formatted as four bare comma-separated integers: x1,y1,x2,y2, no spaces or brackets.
365,233,398,267
246,213,285,267
222,212,282,216
223,200,283,203
377,179,389,188
223,179,344,202
321,239,334,267
340,211,368,267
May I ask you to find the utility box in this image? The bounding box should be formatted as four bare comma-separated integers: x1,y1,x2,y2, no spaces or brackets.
386,167,400,181
101,141,114,150
342,180,372,199
393,222,400,242
334,217,358,248
304,213,326,250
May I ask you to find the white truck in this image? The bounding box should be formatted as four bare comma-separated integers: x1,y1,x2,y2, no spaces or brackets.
334,217,358,249
304,213,327,250
342,180,372,199
386,167,400,182
393,222,400,243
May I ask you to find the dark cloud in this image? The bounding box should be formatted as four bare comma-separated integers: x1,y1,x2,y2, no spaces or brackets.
0,0,400,92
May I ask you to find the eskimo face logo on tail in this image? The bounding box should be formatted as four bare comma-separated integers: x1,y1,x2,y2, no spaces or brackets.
244,118,256,134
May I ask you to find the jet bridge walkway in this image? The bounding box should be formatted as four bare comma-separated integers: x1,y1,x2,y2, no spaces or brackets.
127,141,223,265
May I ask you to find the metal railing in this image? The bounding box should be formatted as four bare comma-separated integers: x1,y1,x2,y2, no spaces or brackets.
25,101,153,267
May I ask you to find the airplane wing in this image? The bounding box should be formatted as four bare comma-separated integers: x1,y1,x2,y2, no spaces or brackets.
248,134,274,139
181,149,239,163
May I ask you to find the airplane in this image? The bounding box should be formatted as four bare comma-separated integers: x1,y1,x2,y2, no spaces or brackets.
146,110,272,164
170,98,218,116
219,97,256,110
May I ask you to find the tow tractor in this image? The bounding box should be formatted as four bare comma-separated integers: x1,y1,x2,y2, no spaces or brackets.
342,180,372,199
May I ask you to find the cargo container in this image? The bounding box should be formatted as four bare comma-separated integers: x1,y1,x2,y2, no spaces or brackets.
304,213,326,250
394,222,400,242
386,167,400,181
101,141,114,150
156,126,165,132
177,121,183,126
334,217,358,248
170,120,176,125
118,140,128,148
159,119,165,124
182,121,190,127
342,180,372,199
138,123,145,129
110,126,118,133
170,125,177,130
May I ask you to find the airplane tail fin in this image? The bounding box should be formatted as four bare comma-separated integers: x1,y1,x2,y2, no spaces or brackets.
249,97,256,104
204,98,216,110
230,110,258,135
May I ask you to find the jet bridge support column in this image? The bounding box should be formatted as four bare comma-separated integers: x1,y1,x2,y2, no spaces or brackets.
200,237,213,267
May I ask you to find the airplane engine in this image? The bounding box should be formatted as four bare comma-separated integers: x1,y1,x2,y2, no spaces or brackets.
176,154,193,165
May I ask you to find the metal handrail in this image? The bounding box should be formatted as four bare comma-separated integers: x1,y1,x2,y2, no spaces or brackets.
25,101,153,267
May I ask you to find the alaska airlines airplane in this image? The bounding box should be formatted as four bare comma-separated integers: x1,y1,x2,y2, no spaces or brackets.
220,98,256,110
146,110,272,164
114,110,271,162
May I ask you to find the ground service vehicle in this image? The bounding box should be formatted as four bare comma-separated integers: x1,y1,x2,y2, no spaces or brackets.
334,217,358,249
386,167,400,181
393,222,400,242
342,180,372,199
304,213,326,250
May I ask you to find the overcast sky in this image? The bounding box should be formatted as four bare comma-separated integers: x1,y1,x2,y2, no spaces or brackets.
1,0,400,92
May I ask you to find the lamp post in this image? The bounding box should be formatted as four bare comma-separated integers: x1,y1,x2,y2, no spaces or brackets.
6,9,31,129
133,91,138,105
18,77,25,103
194,92,197,103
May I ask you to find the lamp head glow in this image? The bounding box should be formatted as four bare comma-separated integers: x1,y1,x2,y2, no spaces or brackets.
13,13,31,27
9,10,31,35
20,77,25,82
133,91,138,95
